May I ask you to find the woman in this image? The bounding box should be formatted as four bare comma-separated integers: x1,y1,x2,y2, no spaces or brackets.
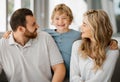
70,9,119,82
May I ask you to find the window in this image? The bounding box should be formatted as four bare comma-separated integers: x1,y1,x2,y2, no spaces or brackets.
0,0,34,33
0,0,6,32
114,0,120,33
8,0,34,31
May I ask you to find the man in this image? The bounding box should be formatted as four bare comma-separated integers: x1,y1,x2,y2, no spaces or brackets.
0,8,65,82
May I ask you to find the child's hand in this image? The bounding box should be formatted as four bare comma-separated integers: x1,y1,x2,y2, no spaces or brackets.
109,39,118,50
2,31,12,39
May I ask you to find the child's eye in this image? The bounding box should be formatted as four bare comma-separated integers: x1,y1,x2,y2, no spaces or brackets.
63,18,67,19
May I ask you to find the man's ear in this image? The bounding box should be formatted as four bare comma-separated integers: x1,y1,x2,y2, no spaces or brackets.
18,26,25,32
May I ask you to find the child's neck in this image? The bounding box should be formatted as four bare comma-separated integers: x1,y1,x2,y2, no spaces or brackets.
56,29,70,33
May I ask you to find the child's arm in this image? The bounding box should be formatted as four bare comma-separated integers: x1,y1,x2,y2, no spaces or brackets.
2,31,12,39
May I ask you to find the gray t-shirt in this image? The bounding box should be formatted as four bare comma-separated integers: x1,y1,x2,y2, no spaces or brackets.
0,31,63,82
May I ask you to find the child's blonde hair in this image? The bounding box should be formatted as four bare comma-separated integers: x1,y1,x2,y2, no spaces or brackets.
51,4,73,23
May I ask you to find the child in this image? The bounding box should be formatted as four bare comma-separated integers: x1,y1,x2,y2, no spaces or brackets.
44,4,80,82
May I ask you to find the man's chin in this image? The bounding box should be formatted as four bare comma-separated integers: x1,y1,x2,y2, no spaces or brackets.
31,34,37,39
27,33,37,39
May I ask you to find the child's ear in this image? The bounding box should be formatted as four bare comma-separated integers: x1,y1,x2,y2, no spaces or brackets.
69,20,72,25
51,20,54,25
51,22,53,25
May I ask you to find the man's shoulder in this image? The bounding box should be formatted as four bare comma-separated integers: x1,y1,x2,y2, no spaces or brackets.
0,38,8,49
38,30,51,37
43,28,53,32
37,31,53,40
43,28,56,36
0,38,7,44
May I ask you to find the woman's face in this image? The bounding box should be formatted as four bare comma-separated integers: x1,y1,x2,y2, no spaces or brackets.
80,17,93,39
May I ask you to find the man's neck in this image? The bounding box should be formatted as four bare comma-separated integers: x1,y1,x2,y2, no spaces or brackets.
13,32,29,46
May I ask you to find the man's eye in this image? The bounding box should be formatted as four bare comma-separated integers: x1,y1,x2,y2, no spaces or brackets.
56,18,59,20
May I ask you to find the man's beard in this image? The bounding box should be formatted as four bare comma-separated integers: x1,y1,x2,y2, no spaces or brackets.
24,28,37,39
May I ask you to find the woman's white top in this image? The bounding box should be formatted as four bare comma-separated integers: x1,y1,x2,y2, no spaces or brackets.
70,40,119,82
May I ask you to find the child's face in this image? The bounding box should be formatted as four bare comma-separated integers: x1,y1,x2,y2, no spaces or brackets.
52,12,71,31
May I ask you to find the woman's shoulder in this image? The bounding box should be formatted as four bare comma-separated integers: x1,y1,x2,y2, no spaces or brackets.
73,40,82,45
107,48,119,55
106,47,119,60
72,40,82,50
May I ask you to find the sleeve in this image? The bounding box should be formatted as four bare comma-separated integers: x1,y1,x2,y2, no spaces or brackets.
85,50,119,82
47,33,63,66
70,40,84,82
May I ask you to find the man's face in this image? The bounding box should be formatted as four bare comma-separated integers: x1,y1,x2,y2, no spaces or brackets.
24,16,39,39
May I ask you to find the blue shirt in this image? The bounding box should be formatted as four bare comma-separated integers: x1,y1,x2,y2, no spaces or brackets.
44,29,80,77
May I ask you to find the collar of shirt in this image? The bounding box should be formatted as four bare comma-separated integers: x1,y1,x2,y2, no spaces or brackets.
8,33,33,48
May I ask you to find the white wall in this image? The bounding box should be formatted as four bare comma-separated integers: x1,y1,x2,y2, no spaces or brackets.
0,0,6,32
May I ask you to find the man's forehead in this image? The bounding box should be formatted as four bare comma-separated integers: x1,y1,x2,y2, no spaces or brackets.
26,15,36,23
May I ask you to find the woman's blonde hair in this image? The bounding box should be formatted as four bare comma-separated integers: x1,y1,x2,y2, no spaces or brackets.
51,3,73,23
79,9,113,70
